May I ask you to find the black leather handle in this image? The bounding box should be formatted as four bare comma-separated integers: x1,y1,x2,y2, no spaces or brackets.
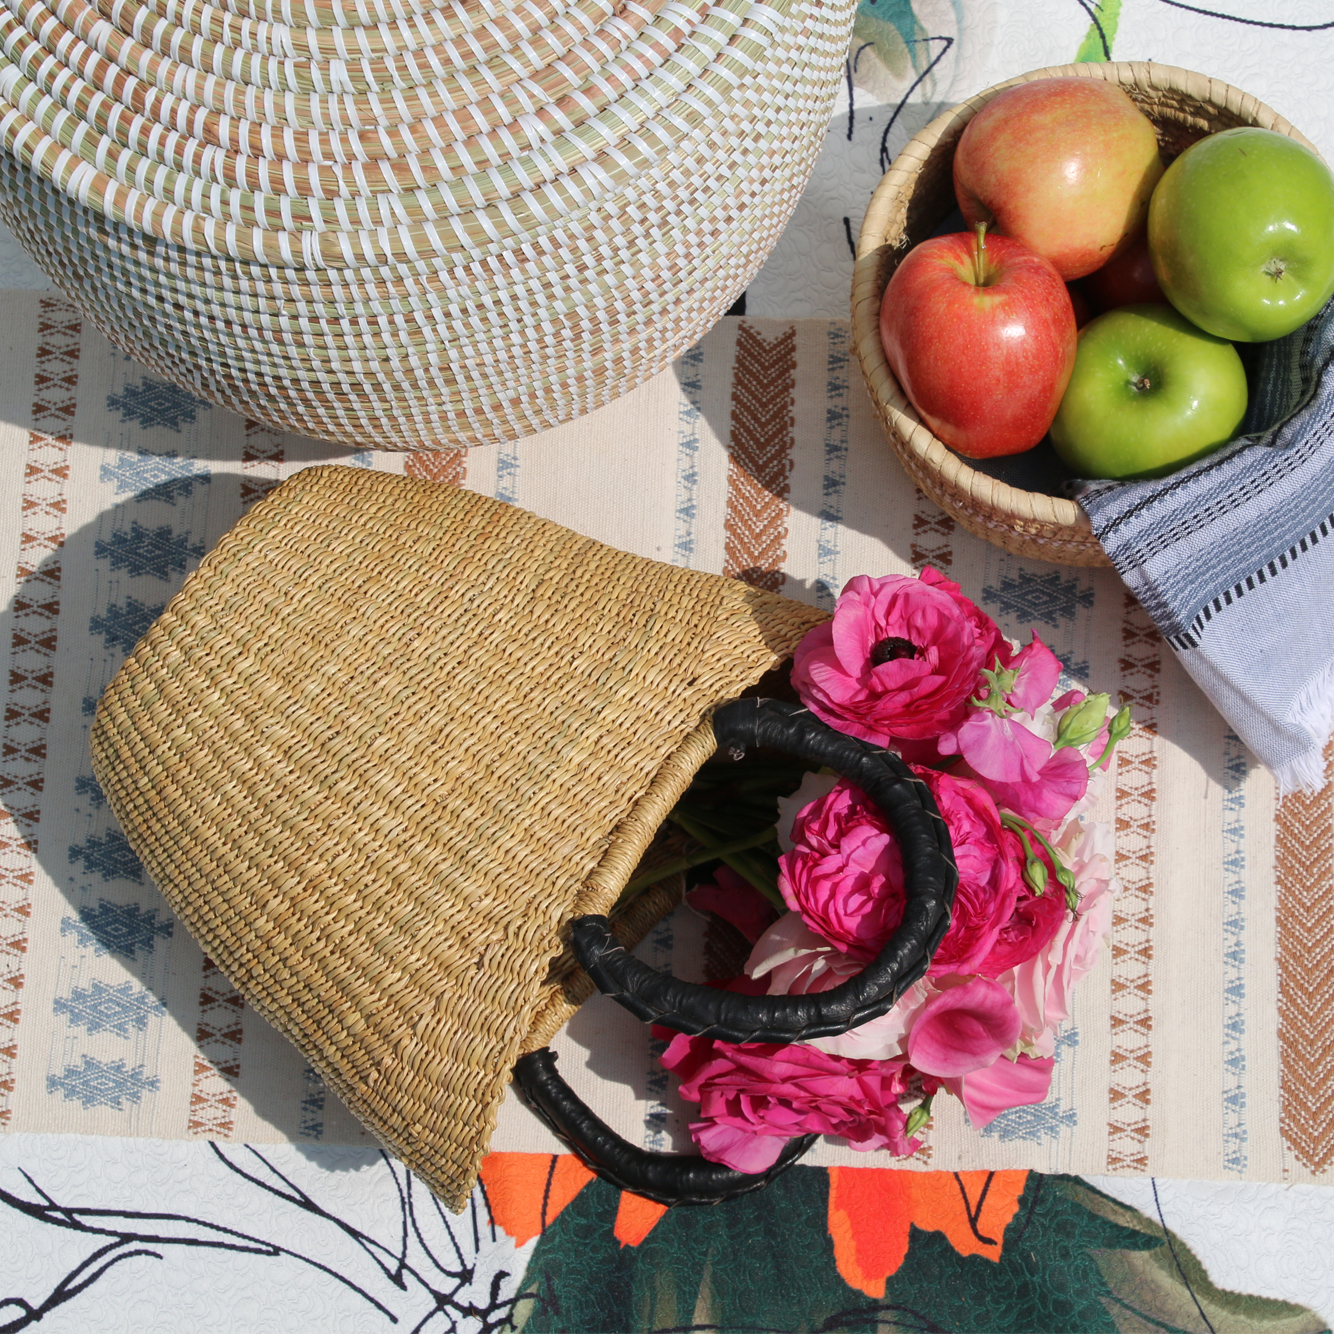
512,1046,817,1206
572,697,957,1044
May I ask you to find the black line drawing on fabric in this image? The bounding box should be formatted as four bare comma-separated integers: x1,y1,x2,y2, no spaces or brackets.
0,1146,522,1333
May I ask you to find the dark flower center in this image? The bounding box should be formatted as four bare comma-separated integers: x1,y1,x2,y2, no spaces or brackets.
870,636,918,666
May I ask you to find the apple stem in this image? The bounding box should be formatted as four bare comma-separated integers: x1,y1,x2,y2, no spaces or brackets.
972,221,989,287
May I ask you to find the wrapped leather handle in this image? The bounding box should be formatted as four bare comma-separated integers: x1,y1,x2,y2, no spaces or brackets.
572,697,957,1044
512,1046,816,1206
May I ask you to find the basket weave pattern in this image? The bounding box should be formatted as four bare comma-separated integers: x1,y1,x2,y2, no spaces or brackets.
850,61,1318,567
0,0,856,447
89,466,827,1209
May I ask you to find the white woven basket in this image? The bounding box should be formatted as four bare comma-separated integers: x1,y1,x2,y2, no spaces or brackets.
0,0,856,448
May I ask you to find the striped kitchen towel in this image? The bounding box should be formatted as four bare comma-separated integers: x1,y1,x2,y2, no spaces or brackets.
1077,299,1334,793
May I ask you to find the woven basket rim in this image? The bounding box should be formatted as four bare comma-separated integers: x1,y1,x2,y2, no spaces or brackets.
850,59,1315,546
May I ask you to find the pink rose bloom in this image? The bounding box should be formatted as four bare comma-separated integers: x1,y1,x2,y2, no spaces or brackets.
906,977,1022,1077
778,780,906,960
777,771,1021,974
976,833,1068,975
660,1032,926,1171
790,570,1006,743
944,1054,1055,1128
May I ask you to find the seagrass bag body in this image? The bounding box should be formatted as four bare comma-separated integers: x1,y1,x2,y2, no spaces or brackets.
89,465,828,1210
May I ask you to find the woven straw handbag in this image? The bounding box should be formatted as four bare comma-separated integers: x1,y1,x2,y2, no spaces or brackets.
0,0,856,449
90,466,956,1210
850,61,1317,566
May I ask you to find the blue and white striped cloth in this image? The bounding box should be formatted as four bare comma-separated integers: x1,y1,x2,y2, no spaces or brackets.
1077,299,1334,792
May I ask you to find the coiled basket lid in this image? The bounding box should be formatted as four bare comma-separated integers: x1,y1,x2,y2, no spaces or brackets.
0,0,856,448
89,465,827,1210
851,61,1321,568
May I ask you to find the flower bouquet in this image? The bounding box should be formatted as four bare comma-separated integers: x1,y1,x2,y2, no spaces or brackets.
657,568,1130,1173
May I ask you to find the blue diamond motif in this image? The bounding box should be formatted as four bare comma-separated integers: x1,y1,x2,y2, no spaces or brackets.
47,1055,160,1109
89,598,166,654
68,830,144,883
74,774,106,807
54,979,165,1037
60,900,172,959
983,570,1096,626
107,376,210,433
100,449,211,504
95,523,204,580
981,1099,1078,1142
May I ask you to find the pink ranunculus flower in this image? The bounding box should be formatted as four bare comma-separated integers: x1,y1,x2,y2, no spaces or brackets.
944,1053,1055,1128
777,780,906,961
777,771,1022,975
660,1032,926,1171
905,976,1023,1077
790,570,1006,743
976,831,1068,975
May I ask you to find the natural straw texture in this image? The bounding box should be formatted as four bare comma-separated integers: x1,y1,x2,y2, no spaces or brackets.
0,0,857,449
88,465,827,1211
851,61,1319,568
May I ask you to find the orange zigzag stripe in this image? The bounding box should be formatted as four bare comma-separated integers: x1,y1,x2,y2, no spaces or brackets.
723,323,796,593
1276,741,1334,1173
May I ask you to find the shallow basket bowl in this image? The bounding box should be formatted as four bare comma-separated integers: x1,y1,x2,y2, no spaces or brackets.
850,61,1320,568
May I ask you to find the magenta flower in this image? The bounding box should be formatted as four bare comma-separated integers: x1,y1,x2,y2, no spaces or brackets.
790,570,1006,743
905,977,1023,1077
778,771,1021,974
660,1032,926,1171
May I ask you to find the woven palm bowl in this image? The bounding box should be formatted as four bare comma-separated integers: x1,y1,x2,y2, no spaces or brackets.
0,0,855,449
850,61,1320,568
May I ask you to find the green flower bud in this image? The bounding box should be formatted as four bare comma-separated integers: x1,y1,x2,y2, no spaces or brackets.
904,1097,934,1140
1024,854,1048,896
1092,703,1134,770
1054,692,1110,750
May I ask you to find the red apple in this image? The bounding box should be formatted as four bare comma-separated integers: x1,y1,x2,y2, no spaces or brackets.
1083,227,1165,311
879,227,1077,458
953,78,1164,280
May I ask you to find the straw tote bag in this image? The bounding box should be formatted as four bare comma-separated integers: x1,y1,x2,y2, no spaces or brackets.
90,466,956,1209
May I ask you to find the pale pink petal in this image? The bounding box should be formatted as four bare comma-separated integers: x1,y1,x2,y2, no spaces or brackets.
948,1055,1054,1128
691,1120,788,1173
1007,634,1062,716
906,977,1022,1077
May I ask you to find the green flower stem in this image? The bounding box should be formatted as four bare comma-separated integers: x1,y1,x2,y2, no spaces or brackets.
615,822,782,907
669,810,786,910
1001,812,1080,910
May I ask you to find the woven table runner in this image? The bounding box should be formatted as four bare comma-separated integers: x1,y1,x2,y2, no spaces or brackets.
0,291,1328,1187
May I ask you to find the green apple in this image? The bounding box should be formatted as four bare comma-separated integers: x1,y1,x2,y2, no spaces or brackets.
1050,304,1248,479
1149,128,1334,342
